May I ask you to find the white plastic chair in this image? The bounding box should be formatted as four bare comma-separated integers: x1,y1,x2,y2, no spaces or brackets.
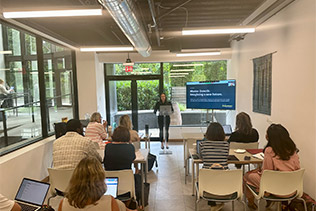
246,168,306,211
47,167,74,206
229,142,259,149
195,169,245,211
104,169,136,200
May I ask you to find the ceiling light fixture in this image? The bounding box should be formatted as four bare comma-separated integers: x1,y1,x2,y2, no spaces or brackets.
170,69,195,72
3,9,103,18
0,50,13,54
176,52,221,57
173,64,203,67
182,27,256,35
123,53,134,66
80,46,134,52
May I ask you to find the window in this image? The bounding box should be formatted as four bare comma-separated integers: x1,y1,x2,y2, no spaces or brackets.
0,22,77,155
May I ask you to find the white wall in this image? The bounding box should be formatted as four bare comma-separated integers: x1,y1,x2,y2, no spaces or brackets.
230,0,316,197
0,137,54,199
76,51,98,119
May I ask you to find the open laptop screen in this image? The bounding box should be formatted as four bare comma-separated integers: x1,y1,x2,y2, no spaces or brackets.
222,125,232,135
15,178,50,206
104,177,118,198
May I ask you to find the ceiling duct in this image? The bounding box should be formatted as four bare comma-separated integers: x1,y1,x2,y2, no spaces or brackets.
98,0,152,57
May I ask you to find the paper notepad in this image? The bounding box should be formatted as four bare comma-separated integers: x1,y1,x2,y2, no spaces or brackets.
252,152,264,160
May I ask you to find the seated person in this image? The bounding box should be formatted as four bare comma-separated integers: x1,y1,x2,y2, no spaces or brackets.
53,119,102,169
103,126,136,171
0,194,21,211
85,112,108,148
200,122,230,169
0,79,13,108
199,122,229,210
119,115,140,150
244,124,300,210
228,112,259,143
58,156,136,211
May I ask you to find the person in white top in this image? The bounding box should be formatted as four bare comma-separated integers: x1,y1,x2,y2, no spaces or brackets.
58,156,136,211
0,79,12,95
85,112,108,149
0,194,21,211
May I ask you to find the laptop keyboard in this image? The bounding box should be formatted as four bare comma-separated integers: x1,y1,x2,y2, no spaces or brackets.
18,202,39,211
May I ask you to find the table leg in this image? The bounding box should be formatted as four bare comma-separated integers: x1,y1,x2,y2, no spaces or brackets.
183,139,186,168
2,111,8,146
141,163,145,208
145,160,148,183
192,159,195,196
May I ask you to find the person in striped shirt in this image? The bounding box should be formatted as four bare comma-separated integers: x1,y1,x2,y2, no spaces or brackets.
200,122,229,170
85,112,108,149
200,122,230,210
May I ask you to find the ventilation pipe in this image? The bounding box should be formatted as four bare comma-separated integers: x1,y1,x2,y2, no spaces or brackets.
98,0,152,57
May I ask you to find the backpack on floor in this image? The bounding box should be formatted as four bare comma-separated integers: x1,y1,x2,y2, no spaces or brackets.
148,153,158,171
289,193,316,211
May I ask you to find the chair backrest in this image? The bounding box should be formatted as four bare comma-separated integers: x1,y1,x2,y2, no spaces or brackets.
199,169,243,198
259,168,305,198
54,122,67,139
48,168,74,195
229,142,259,149
104,169,135,199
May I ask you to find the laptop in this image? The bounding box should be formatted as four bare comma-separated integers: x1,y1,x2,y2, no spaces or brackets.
222,125,233,136
15,178,50,211
104,177,118,198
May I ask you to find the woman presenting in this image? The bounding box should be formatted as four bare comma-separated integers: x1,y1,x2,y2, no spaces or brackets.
154,93,173,149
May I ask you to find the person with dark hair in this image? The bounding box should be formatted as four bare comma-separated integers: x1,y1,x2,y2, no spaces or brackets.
244,124,300,210
58,156,136,211
228,112,259,143
53,119,102,169
154,93,173,149
103,126,136,170
199,122,229,210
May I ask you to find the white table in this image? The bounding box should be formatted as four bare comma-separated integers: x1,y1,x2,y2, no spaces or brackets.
188,148,263,195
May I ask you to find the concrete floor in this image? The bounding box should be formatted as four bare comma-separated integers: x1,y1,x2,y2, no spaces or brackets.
49,142,278,211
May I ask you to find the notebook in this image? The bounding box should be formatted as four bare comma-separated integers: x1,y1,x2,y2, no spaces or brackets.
104,177,118,198
15,178,50,211
222,125,233,135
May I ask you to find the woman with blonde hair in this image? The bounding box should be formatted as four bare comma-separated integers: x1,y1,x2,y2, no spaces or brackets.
119,115,140,150
58,156,136,211
85,112,108,148
227,112,259,143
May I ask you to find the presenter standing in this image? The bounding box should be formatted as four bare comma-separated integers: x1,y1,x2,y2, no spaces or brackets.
154,93,173,149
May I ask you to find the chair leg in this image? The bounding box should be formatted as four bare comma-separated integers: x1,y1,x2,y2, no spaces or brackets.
296,198,307,211
195,199,199,211
232,201,234,211
240,199,246,211
276,202,282,211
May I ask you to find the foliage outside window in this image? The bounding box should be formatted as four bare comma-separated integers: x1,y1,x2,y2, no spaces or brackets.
114,61,227,111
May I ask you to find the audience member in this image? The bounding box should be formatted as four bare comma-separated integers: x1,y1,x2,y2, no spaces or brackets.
0,194,21,211
103,126,135,171
199,122,229,210
58,156,136,211
53,119,102,169
85,112,108,148
244,124,300,210
228,112,259,143
119,115,140,150
119,115,141,173
200,122,229,169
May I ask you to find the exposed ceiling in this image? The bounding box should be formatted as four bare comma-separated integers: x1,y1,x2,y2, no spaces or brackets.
0,0,291,53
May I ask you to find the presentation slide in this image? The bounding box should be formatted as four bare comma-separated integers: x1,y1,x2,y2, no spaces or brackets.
186,80,236,110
